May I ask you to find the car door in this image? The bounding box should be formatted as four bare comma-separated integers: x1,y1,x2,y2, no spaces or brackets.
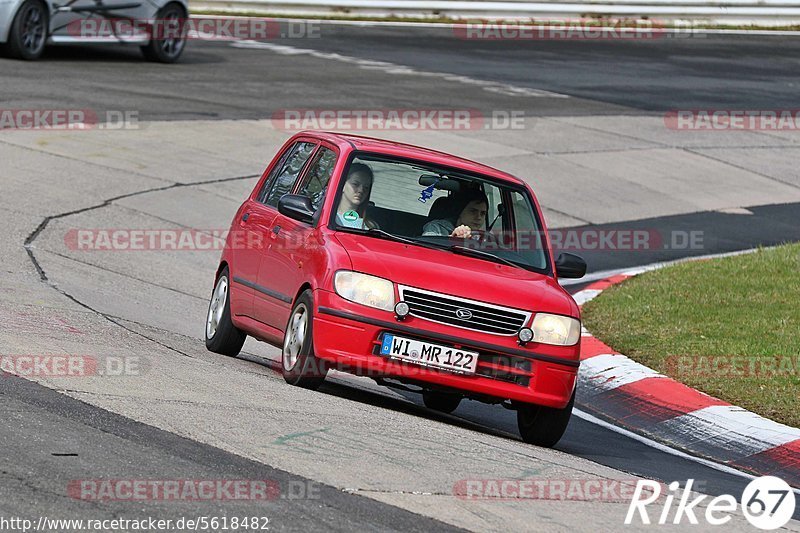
247,140,318,326
228,140,316,321
227,146,289,318
50,0,152,40
257,143,339,331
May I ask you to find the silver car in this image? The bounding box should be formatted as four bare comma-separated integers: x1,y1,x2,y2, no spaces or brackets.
0,0,189,61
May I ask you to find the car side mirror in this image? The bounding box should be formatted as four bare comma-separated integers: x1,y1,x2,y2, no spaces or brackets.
278,194,315,224
555,252,587,279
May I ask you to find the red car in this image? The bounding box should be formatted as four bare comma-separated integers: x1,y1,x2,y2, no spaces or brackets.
205,131,587,447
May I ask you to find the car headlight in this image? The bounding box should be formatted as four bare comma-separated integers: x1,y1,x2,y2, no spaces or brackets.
334,271,395,311
531,313,581,346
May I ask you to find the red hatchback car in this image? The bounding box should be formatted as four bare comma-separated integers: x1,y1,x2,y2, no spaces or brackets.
205,131,587,447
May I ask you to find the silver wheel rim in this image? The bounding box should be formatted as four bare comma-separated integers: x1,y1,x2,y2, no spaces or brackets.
283,304,308,371
21,4,45,53
206,276,228,340
159,10,185,58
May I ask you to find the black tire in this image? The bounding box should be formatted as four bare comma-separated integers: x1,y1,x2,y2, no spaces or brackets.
205,267,246,357
5,0,48,60
516,390,575,448
422,390,462,414
140,3,187,63
282,290,327,390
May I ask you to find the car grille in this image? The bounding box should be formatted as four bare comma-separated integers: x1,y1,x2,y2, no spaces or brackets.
398,286,530,336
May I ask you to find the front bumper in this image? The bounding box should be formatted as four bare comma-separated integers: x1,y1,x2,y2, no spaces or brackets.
312,289,579,409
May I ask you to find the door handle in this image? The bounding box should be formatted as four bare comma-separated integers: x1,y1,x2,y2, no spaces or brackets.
242,212,250,222
271,225,281,238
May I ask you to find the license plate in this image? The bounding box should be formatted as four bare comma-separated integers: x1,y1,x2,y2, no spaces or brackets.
379,334,479,375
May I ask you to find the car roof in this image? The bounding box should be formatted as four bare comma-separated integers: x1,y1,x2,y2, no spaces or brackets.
296,130,526,186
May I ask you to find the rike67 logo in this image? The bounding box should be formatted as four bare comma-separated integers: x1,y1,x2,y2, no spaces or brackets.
626,477,796,530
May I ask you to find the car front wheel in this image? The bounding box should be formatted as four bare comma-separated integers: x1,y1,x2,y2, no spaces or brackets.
282,290,327,390
205,267,246,356
4,0,47,60
516,390,575,448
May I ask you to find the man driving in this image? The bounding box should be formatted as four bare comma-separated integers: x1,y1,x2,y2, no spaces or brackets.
421,189,489,238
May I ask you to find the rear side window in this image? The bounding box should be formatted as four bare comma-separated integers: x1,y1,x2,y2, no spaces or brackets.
259,142,316,207
297,147,337,212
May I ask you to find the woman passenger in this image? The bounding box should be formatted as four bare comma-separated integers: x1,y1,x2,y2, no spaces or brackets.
336,162,379,230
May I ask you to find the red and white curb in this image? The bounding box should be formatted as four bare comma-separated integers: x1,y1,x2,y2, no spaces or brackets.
573,266,800,488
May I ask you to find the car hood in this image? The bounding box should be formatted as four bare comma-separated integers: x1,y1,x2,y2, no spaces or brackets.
333,232,579,317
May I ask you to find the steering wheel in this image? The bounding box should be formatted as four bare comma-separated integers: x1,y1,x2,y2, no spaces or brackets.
471,229,501,246
449,227,495,245
468,229,487,242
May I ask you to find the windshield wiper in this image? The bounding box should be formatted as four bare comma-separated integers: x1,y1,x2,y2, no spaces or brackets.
449,245,520,269
365,228,421,246
363,228,456,253
341,226,445,252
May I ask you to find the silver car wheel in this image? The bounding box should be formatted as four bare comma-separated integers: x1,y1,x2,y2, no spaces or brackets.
206,276,228,340
20,3,45,54
283,303,308,371
160,10,185,58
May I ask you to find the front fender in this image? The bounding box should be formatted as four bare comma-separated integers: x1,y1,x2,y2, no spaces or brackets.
0,0,25,43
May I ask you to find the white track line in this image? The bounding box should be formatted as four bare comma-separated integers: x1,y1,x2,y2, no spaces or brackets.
572,288,602,305
579,353,667,392
574,408,800,497
231,40,570,98
657,405,800,454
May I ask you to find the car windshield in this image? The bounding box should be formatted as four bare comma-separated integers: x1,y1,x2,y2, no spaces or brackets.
330,153,550,274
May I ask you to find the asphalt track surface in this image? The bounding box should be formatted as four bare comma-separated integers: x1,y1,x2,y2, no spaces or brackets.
2,25,800,530
2,29,800,119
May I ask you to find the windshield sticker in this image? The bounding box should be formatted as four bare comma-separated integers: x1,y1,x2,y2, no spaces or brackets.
418,178,440,203
339,210,364,229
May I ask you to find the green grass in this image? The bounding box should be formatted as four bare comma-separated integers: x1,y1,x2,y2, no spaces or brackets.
582,244,800,428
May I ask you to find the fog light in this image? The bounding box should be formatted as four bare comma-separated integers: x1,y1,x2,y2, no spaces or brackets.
394,301,410,320
518,327,534,345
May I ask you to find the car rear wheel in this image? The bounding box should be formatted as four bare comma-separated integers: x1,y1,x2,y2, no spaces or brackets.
205,267,246,356
4,0,47,60
516,390,575,448
282,290,327,390
422,390,462,414
140,3,187,63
